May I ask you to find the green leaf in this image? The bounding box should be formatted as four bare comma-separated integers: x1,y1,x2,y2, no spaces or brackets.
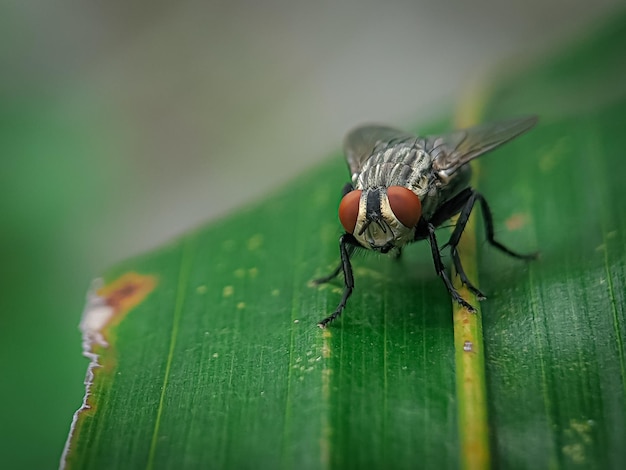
63,16,626,470
477,17,626,469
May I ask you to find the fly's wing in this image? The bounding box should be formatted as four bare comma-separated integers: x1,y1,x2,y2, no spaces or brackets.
344,125,416,176
427,116,538,176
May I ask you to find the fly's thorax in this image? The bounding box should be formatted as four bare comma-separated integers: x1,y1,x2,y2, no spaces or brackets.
339,186,422,252
353,144,432,194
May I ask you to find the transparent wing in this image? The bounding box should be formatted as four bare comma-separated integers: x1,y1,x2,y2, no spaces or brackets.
343,125,415,176
427,116,538,175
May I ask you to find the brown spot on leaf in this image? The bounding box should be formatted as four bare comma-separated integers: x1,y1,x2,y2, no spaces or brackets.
97,272,157,330
505,213,528,231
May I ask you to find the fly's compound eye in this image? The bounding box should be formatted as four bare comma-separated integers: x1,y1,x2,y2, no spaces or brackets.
338,190,362,234
387,186,421,228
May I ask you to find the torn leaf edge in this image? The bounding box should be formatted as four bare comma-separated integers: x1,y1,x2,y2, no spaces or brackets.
59,278,113,469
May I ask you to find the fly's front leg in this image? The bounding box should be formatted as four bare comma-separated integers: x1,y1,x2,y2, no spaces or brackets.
312,238,356,285
312,263,343,285
427,223,477,313
312,182,356,285
317,234,357,328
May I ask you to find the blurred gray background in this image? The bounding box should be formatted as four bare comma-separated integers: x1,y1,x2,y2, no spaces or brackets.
3,0,621,264
0,0,622,468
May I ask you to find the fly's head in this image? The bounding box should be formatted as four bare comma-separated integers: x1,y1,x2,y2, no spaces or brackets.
338,186,422,252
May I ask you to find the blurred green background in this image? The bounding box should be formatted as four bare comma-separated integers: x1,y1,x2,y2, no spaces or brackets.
0,1,623,468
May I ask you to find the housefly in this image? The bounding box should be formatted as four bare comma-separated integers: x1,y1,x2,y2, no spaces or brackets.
314,116,538,328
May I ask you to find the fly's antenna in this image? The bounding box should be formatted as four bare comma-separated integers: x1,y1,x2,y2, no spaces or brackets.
358,218,373,236
376,218,389,234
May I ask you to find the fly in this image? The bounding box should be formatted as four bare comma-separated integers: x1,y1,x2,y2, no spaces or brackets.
314,116,538,328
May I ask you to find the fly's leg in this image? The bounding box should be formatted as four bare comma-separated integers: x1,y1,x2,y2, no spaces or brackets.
446,190,487,299
419,188,485,298
317,234,356,328
447,189,538,299
427,223,476,313
312,241,356,285
474,191,539,260
312,263,343,285
312,181,356,285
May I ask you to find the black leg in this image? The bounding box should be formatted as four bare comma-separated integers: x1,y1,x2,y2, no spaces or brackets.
312,263,343,285
445,190,487,299
427,223,477,312
475,192,539,260
446,189,538,299
317,234,357,328
312,181,356,285
313,241,356,285
414,188,473,242
416,188,485,298
450,243,486,300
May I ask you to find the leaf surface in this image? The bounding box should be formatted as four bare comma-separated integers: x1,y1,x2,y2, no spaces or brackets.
63,16,626,470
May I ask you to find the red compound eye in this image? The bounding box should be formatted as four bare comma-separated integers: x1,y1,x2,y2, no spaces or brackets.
338,190,362,234
387,186,421,228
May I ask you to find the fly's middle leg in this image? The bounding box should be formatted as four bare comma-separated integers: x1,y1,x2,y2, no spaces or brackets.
446,188,538,299
420,188,484,300
427,223,477,312
446,190,487,299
